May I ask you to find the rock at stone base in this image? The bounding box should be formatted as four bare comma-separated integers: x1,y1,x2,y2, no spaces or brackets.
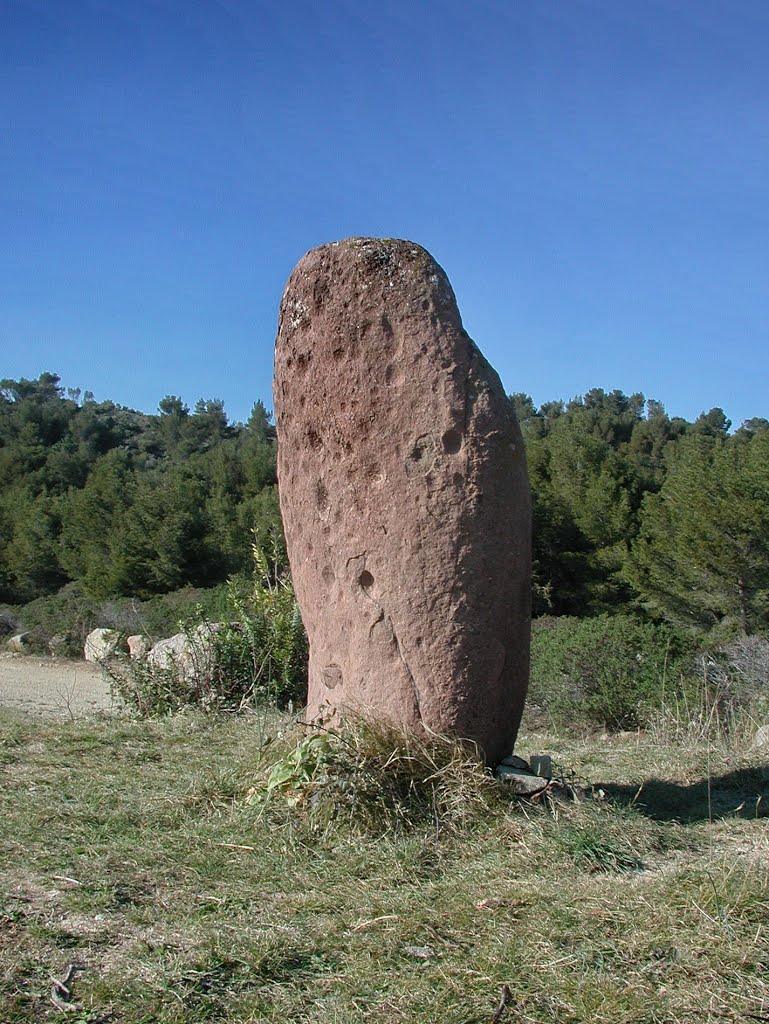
274,237,531,765
84,628,128,663
127,635,152,660
752,724,769,749
494,764,550,795
499,754,530,771
529,754,553,779
7,633,30,654
499,752,553,779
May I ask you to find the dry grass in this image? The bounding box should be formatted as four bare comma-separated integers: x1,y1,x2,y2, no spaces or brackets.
1,707,767,1023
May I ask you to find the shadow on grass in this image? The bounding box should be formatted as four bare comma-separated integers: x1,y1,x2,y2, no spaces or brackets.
599,764,769,823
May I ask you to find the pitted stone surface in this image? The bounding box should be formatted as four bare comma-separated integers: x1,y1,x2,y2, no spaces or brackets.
274,237,531,763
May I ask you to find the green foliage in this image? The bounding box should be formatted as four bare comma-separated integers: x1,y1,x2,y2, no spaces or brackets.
0,372,278,602
553,817,644,872
108,534,307,716
529,614,695,729
630,431,769,633
8,583,231,657
1,370,767,662
11,583,100,655
516,388,681,615
224,531,307,705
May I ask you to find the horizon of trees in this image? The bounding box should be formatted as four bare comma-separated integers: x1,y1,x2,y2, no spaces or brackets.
1,372,767,636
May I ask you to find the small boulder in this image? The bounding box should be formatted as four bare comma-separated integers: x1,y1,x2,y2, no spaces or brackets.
499,754,530,770
146,627,219,683
84,628,128,663
7,633,30,654
494,764,549,795
147,633,194,678
127,634,151,660
752,724,769,750
529,754,553,779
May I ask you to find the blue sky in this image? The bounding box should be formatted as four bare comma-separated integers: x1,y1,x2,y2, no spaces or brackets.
2,0,767,427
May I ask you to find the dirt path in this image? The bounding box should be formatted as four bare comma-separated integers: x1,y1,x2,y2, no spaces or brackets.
0,653,116,717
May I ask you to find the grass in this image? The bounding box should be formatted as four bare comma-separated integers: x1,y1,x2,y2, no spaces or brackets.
1,708,768,1023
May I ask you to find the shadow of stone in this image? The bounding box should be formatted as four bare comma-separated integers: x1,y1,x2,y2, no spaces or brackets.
599,763,769,823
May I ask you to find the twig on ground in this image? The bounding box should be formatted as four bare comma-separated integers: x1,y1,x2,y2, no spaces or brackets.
49,962,84,1012
492,984,512,1023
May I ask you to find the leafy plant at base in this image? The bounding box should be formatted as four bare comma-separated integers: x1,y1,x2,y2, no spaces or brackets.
252,717,501,834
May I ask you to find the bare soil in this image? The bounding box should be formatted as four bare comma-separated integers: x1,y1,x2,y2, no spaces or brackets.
0,653,115,716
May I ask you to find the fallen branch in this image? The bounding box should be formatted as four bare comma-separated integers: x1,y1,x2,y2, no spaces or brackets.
492,984,512,1023
49,962,84,1013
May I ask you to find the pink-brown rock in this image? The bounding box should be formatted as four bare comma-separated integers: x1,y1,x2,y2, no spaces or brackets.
274,238,531,764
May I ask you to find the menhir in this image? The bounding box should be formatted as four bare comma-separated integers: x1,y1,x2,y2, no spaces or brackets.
273,237,531,764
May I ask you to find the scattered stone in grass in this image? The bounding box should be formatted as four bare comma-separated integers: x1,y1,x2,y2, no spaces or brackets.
475,897,528,914
402,945,435,959
752,724,769,749
494,764,549,795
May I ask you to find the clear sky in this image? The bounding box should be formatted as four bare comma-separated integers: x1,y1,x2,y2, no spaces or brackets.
2,0,767,427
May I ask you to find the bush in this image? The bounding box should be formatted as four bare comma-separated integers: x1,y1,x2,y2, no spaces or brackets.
108,534,308,716
705,634,769,712
8,583,231,658
529,614,695,729
0,607,20,639
12,583,99,656
223,535,308,708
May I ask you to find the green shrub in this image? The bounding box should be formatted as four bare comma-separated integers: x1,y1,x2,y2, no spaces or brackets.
108,533,307,716
12,582,99,655
9,583,231,657
529,614,695,729
128,585,231,641
222,534,307,708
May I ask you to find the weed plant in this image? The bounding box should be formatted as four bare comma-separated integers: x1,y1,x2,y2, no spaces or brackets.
255,717,501,834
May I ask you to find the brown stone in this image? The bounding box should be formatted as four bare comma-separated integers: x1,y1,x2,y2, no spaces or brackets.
274,237,531,764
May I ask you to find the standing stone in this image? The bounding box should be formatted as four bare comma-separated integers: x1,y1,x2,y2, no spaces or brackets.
274,238,531,764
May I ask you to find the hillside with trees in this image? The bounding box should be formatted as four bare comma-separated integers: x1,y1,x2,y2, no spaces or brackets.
1,372,768,644
0,373,280,604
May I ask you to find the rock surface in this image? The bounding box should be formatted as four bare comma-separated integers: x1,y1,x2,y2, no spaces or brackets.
494,764,550,795
274,237,531,763
127,634,151,660
84,628,127,663
147,633,199,681
146,624,223,682
7,633,30,654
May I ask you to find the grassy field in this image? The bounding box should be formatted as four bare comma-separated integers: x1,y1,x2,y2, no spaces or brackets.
1,707,768,1023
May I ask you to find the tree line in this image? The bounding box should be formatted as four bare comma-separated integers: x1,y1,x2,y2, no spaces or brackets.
0,373,279,602
1,373,767,637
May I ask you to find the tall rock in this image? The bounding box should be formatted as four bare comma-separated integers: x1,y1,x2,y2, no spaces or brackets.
274,238,530,763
